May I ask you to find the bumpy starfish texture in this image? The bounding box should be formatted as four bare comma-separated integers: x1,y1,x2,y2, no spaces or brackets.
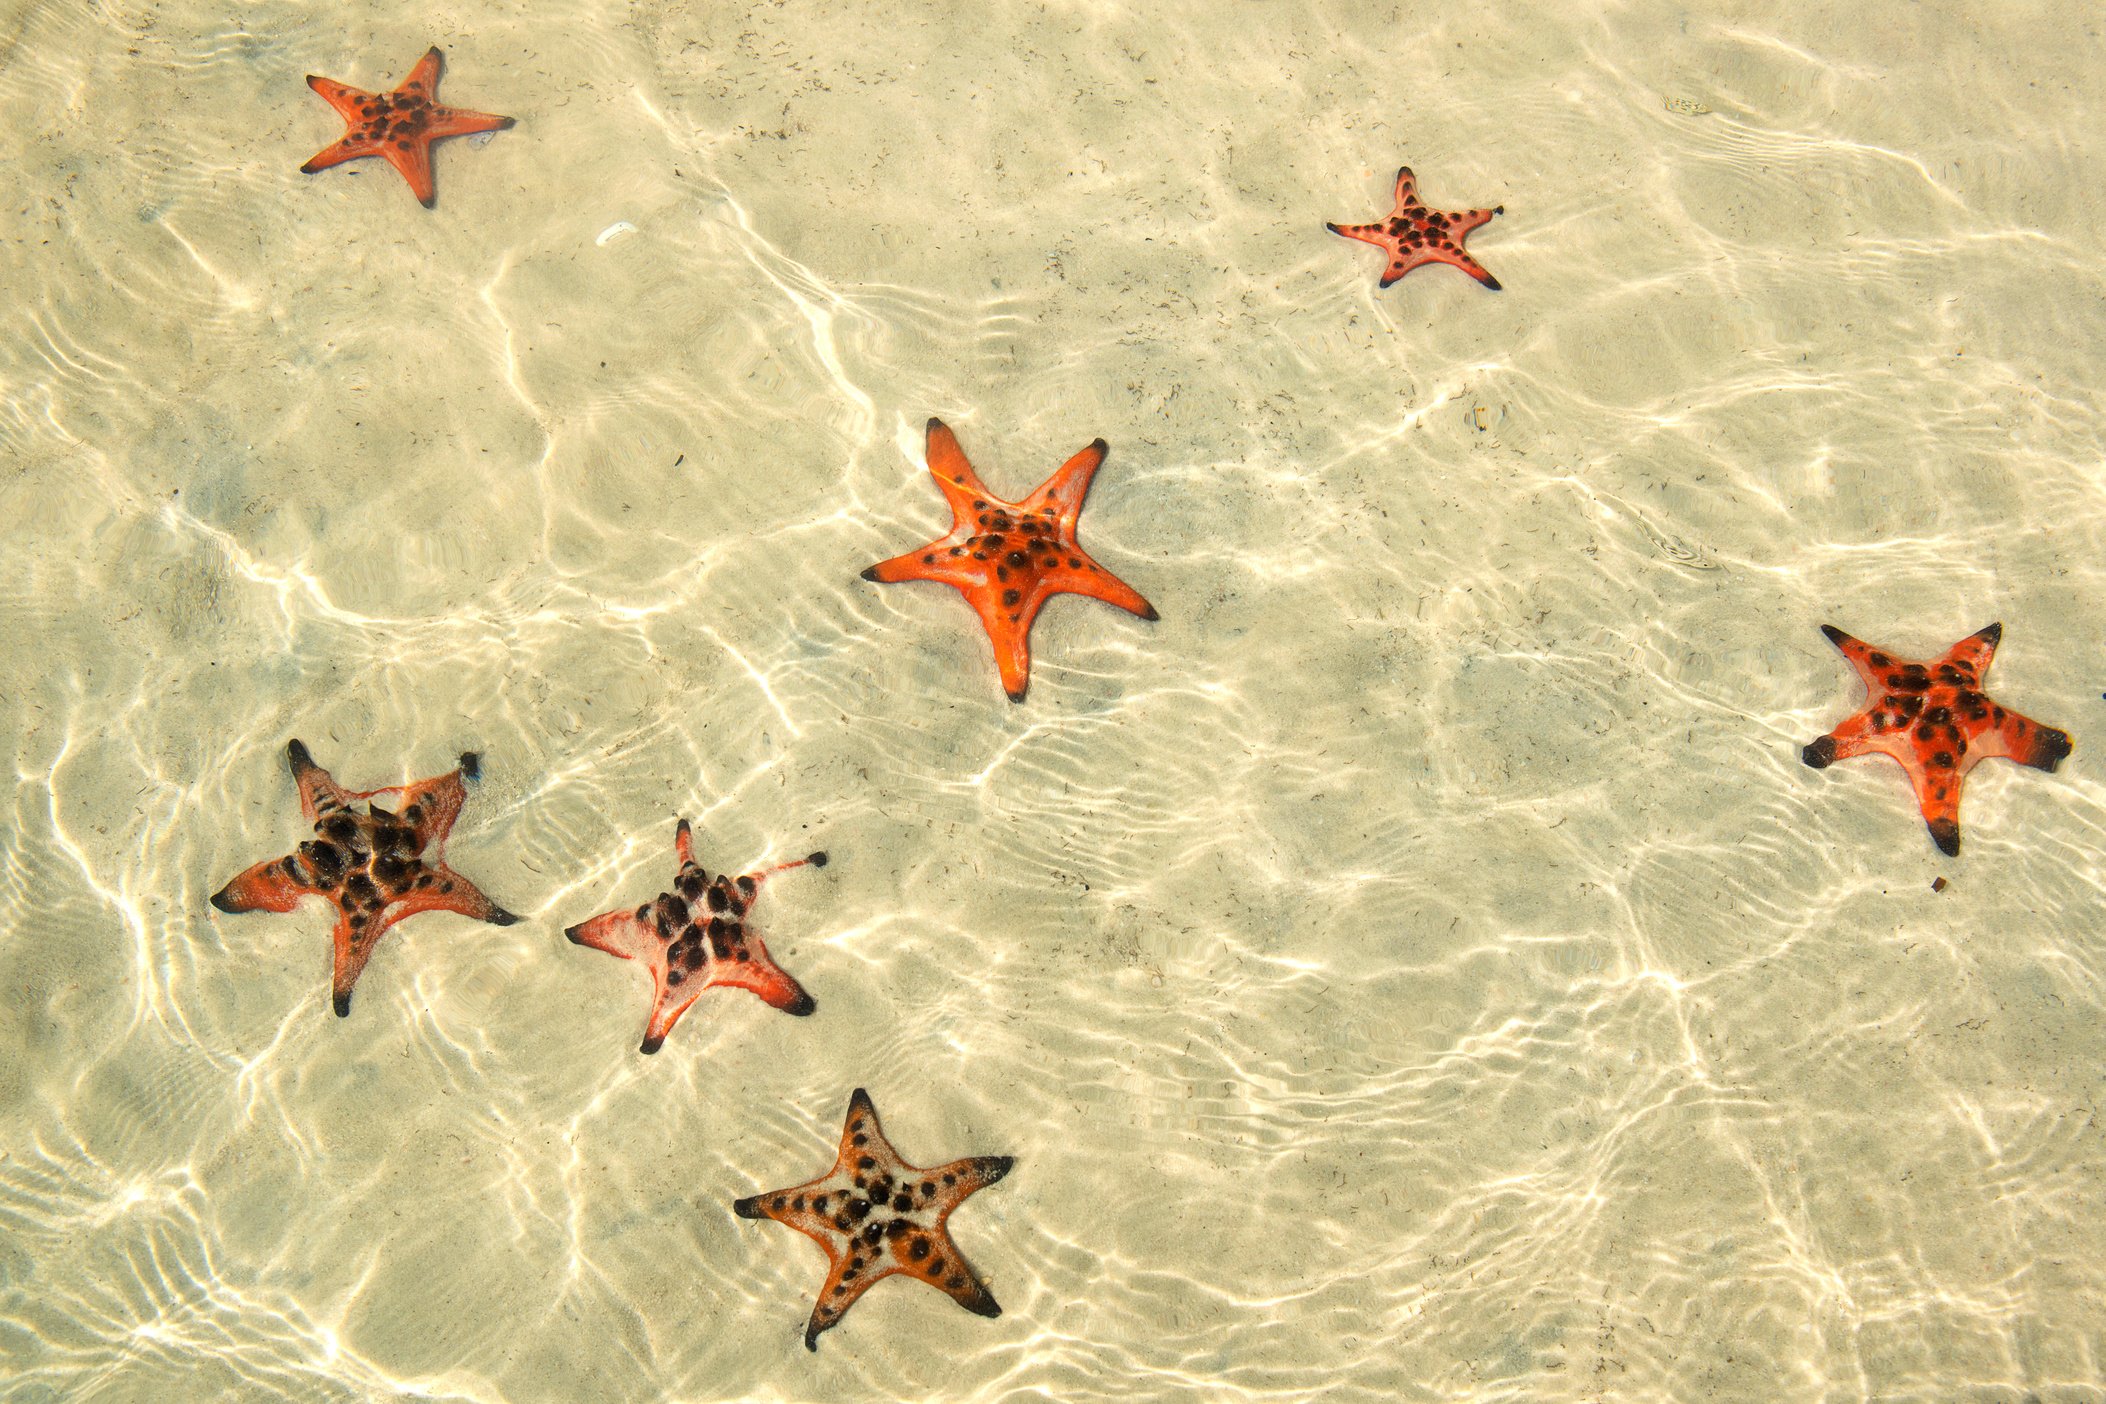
735,1089,1014,1351
564,820,824,1054
300,47,514,208
1327,166,1504,290
1802,623,2073,856
862,418,1158,702
210,740,520,1016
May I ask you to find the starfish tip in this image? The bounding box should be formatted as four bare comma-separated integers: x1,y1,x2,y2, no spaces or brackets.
487,907,521,927
561,924,586,945
2038,729,2074,770
1818,623,1848,646
640,1034,665,1055
418,192,438,210
963,1288,1002,1319
1005,686,1028,703
1480,274,1503,291
298,159,325,174
458,752,482,781
926,416,947,432
332,992,352,1017
783,991,817,1017
984,1154,1016,1181
731,1195,764,1219
807,850,828,867
804,1331,821,1352
1978,621,2004,645
495,115,517,129
1141,603,1161,622
1801,736,1837,769
1323,221,1342,233
208,888,239,914
859,566,881,582
1930,819,1962,857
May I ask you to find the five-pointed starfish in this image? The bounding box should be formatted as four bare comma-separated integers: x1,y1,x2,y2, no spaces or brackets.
734,1088,1013,1350
1327,166,1504,290
300,47,514,208
564,820,825,1054
210,740,520,1016
1802,623,2073,856
862,418,1159,702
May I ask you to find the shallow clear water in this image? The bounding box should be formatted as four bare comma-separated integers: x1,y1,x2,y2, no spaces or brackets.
3,1,2104,1400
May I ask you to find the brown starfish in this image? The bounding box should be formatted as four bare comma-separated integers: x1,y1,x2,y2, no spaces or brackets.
734,1088,1014,1350
209,740,519,1015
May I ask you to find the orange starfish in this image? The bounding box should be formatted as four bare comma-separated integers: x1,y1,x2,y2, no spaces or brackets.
734,1089,1013,1351
209,741,520,1016
1327,166,1503,290
300,47,514,208
862,418,1158,702
1802,623,2074,856
564,819,825,1054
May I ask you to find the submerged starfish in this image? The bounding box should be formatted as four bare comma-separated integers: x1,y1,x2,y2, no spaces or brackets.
862,418,1158,702
1802,622,2073,856
564,820,825,1054
1327,166,1503,290
210,740,520,1016
734,1088,1014,1351
300,47,514,208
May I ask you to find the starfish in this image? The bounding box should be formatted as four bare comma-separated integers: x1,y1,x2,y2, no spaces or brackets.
862,418,1159,702
1801,622,2073,856
1327,166,1504,290
734,1088,1014,1351
300,47,514,208
209,740,520,1016
563,820,825,1054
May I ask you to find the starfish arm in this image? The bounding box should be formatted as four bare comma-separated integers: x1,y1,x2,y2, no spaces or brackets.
1450,205,1501,236
385,864,519,926
425,104,515,140
287,739,354,821
565,908,683,1052
674,817,697,867
703,929,815,1015
1801,709,1909,769
1816,624,1894,694
210,854,318,914
382,140,438,208
895,1224,1001,1318
798,1250,890,1350
966,586,1041,703
1967,704,2075,771
1941,622,2002,680
1899,753,1969,857
401,47,443,99
1037,553,1157,620
330,909,396,1016
360,752,476,852
924,419,1000,528
924,1154,1016,1213
1430,246,1502,291
1391,166,1419,208
1324,220,1389,248
862,539,982,590
300,134,378,174
304,74,375,121
1024,438,1109,535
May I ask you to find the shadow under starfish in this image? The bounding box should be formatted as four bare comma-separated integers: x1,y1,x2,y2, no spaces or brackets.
209,740,520,1016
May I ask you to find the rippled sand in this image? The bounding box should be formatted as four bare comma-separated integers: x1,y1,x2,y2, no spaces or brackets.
3,1,2104,1400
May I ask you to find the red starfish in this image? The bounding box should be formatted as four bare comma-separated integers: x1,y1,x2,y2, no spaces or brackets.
861,418,1159,702
1802,623,2074,856
563,820,825,1054
1327,166,1503,290
209,740,519,1016
734,1088,1013,1351
300,47,514,208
